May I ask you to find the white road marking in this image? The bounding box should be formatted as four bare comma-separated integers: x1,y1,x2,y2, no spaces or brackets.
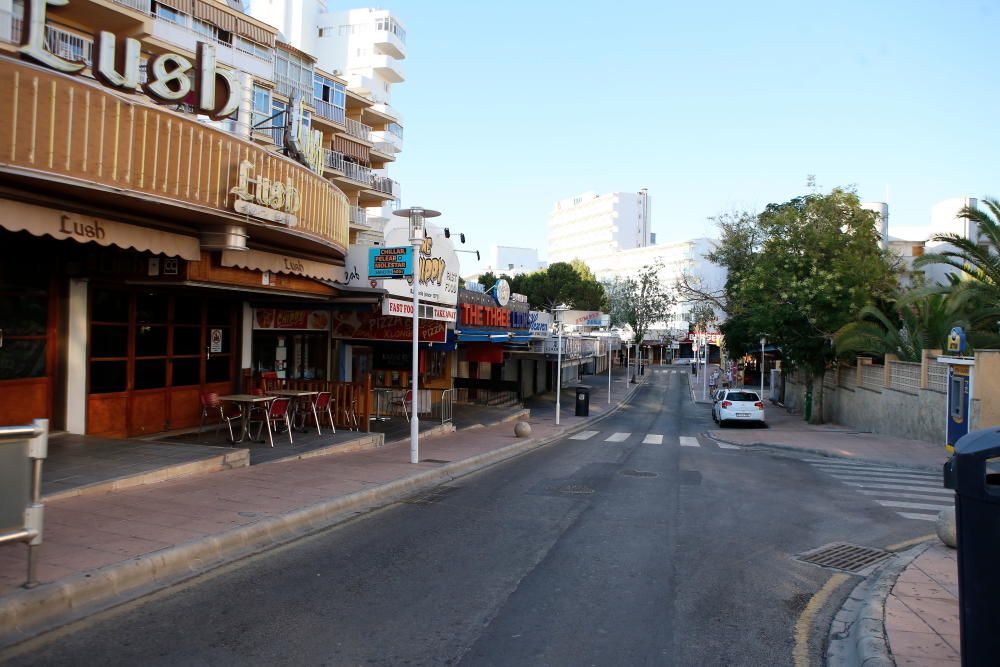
811,463,937,478
897,512,939,521
569,430,598,440
829,474,943,486
841,482,952,494
876,500,953,511
858,490,955,501
680,436,700,447
642,434,663,444
814,468,939,481
605,432,631,442
717,443,741,450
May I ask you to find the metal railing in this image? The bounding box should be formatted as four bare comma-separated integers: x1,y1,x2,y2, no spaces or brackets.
112,0,151,14
371,141,397,156
371,174,398,196
345,117,372,142
454,388,521,408
274,73,311,103
348,205,368,227
0,419,48,589
312,97,346,124
5,17,94,67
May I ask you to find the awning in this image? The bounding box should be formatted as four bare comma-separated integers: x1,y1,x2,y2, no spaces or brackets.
1,199,200,260
221,249,338,282
455,328,533,343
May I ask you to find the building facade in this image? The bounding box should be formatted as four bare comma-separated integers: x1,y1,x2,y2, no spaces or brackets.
547,189,652,267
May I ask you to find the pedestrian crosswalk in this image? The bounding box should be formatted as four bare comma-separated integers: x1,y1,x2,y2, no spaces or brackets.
564,430,739,450
805,458,951,522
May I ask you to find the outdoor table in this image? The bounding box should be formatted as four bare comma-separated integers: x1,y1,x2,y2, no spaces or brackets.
371,388,393,422
268,390,321,435
217,394,275,443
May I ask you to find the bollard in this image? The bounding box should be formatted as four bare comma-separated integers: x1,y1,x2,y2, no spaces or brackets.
943,428,1000,666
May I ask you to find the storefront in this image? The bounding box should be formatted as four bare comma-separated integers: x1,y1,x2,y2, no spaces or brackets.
0,56,349,435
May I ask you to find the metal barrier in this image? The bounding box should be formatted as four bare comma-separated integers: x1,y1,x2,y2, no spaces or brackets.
0,419,48,588
433,389,453,425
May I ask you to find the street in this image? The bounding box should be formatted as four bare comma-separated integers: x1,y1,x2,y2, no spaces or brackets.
5,371,932,666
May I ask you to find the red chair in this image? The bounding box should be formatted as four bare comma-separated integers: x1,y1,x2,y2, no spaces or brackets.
249,397,293,447
313,392,335,434
199,392,241,442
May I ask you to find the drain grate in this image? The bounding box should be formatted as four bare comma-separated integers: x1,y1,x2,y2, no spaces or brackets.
621,470,659,478
404,485,460,505
795,543,893,574
420,459,451,464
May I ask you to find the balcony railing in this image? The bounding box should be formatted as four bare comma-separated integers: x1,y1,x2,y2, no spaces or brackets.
112,0,151,14
371,141,397,156
371,175,398,197
4,15,94,67
323,149,372,185
348,205,368,227
274,73,311,103
312,97,346,125
345,118,372,142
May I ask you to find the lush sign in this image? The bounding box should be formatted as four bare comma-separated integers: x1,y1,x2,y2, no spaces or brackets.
20,0,240,119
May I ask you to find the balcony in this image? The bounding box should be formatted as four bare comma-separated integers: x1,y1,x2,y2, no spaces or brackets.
151,16,273,79
373,28,405,60
112,0,151,13
344,118,372,143
370,141,397,162
312,97,345,125
323,149,372,186
348,205,369,228
371,54,404,83
371,175,398,197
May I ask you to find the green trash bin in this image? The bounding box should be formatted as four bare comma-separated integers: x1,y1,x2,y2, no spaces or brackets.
804,389,813,422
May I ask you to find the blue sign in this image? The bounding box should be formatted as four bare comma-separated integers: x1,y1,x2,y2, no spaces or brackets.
946,326,967,354
368,246,413,279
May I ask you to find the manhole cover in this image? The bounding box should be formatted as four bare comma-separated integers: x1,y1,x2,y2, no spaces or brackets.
555,484,595,495
795,543,893,574
404,486,459,505
621,470,659,478
420,459,451,464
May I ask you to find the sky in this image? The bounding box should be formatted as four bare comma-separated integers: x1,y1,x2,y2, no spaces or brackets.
383,0,1000,274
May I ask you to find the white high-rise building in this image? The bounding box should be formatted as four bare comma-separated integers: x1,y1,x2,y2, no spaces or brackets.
548,190,652,268
488,246,546,276
861,201,889,250
245,1,406,231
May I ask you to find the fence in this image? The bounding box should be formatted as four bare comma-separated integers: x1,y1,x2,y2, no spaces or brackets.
926,361,949,393
888,360,921,394
0,419,47,588
245,373,372,432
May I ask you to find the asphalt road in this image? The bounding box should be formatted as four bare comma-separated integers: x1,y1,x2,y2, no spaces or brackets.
5,370,931,666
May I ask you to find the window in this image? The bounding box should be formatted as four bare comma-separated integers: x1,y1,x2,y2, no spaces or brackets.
274,49,314,100
234,36,273,61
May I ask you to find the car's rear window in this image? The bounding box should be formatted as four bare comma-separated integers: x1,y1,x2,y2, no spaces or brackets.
725,392,760,402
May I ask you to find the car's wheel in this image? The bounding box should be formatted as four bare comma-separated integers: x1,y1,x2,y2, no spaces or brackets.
718,419,727,428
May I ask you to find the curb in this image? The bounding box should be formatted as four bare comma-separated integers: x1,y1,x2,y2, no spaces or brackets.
827,542,931,667
705,434,943,473
0,381,645,649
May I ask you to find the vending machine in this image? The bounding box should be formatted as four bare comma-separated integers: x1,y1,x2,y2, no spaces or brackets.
941,327,975,453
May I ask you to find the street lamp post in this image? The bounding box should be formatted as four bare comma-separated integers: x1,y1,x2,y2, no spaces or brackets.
607,340,612,404
553,305,569,425
760,336,767,401
393,206,441,464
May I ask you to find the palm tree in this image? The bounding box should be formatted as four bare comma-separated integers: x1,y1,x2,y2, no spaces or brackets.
835,291,969,362
915,198,1000,302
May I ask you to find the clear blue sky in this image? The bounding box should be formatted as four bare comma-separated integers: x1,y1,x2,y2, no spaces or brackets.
385,0,1000,274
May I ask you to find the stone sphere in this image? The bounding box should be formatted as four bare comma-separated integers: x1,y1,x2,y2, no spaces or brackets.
514,421,532,438
936,507,957,549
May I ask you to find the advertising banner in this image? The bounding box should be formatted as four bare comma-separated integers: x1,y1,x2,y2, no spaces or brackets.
331,311,447,343
382,297,457,322
253,309,331,330
368,246,413,279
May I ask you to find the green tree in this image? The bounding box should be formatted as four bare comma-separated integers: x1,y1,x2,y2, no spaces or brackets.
512,261,607,311
605,261,675,348
715,188,896,423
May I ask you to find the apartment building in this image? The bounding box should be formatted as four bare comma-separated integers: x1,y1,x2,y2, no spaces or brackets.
548,189,652,269
246,1,405,238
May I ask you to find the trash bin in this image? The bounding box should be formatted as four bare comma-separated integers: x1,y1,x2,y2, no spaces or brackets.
943,428,1000,665
575,386,590,416
804,390,812,422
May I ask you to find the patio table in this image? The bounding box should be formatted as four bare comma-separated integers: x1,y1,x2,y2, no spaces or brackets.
217,394,275,443
268,390,321,435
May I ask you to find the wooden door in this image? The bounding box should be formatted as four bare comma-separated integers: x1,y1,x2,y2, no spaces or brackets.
0,268,56,426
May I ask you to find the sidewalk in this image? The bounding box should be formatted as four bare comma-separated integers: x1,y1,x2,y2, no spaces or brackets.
0,367,644,649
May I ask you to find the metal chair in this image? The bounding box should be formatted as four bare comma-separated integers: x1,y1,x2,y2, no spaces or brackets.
313,391,335,434
389,390,413,422
248,397,292,447
199,392,241,442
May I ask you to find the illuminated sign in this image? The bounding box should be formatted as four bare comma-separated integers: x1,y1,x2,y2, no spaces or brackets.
19,0,240,119
369,246,414,279
230,161,301,225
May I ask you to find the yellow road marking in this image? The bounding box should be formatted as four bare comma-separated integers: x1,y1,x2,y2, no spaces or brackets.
793,573,849,667
886,533,935,552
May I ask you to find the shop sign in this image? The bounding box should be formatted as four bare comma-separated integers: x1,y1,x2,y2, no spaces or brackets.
382,297,456,322
230,161,301,225
20,0,240,119
562,311,610,328
331,312,446,343
369,246,414,279
342,221,459,306
528,311,551,338
491,279,511,307
220,249,337,282
459,304,530,329
253,309,331,330
210,329,223,353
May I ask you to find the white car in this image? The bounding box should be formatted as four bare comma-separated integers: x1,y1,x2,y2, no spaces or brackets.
712,389,766,426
